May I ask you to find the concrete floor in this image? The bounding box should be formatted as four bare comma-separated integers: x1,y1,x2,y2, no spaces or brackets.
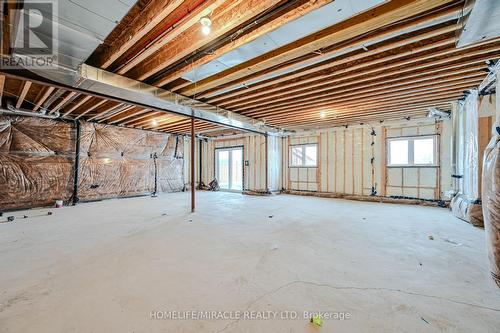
1,192,499,332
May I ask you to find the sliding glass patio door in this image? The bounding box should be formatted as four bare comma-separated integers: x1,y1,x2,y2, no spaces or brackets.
216,147,243,191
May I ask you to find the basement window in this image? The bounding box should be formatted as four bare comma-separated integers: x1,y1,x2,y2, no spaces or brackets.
290,144,318,167
387,136,437,167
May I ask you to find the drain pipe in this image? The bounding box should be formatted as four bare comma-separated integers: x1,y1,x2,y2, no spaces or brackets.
72,120,81,205
450,101,461,194
1,101,60,119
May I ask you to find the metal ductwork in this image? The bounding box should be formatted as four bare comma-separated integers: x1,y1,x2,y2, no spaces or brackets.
5,1,280,135
13,62,277,134
458,0,500,48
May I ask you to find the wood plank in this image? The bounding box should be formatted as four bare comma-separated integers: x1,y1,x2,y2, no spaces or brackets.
116,0,226,74
33,86,55,112
75,99,107,120
15,81,32,109
49,91,77,114
62,95,93,117
95,0,185,69
210,42,500,106
0,75,5,105
159,0,334,87
106,107,149,124
234,66,485,113
202,21,460,99
86,102,123,121
177,0,455,96
241,73,484,116
127,0,286,81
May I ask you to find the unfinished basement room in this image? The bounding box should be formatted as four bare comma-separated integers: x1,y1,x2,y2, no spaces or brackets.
1,0,500,332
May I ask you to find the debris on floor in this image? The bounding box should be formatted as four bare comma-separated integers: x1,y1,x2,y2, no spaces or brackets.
428,235,434,240
310,314,323,327
442,237,462,246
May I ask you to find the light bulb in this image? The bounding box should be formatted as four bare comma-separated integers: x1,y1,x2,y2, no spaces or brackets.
320,111,326,119
152,119,158,126
201,25,211,35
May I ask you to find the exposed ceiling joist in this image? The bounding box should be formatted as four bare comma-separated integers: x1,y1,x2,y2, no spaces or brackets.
177,0,456,96
158,0,335,87
126,0,286,81
95,0,185,69
15,80,32,109
0,75,5,105
32,86,55,112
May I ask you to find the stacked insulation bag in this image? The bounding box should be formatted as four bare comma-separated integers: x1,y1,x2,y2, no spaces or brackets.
482,125,500,287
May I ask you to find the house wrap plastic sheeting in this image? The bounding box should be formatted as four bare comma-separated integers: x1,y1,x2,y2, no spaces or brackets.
482,126,500,288
78,122,184,201
451,91,483,226
463,90,480,201
450,194,484,227
0,116,75,210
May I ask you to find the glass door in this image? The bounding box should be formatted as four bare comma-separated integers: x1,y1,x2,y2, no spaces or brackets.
216,147,243,191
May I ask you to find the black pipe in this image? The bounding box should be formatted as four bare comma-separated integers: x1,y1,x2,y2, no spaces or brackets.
152,152,158,197
72,120,81,205
198,139,203,188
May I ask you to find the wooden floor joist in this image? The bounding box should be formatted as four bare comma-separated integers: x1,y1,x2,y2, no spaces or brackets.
126,0,286,81
177,0,456,96
159,0,335,88
15,80,31,109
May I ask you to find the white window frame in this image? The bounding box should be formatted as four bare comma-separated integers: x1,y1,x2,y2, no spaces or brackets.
387,135,438,167
289,143,318,167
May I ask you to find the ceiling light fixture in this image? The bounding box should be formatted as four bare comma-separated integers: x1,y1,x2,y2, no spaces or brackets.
200,17,212,35
320,111,326,119
152,119,158,126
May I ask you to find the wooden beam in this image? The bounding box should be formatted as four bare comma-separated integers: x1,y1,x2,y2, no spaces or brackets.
231,64,485,112
15,81,32,109
265,102,453,125
127,0,285,81
242,88,477,124
200,20,460,99
0,75,5,105
177,0,455,96
49,91,77,114
172,2,463,93
264,101,456,127
86,102,123,121
62,95,92,117
120,111,162,126
95,0,185,69
106,107,149,124
116,0,226,74
33,86,55,112
258,92,462,124
211,41,500,106
238,69,485,115
248,88,468,118
74,99,107,120
158,0,334,86
223,58,489,110
97,105,136,123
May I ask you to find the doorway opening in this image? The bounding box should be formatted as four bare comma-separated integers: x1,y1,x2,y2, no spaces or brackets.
215,147,243,191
